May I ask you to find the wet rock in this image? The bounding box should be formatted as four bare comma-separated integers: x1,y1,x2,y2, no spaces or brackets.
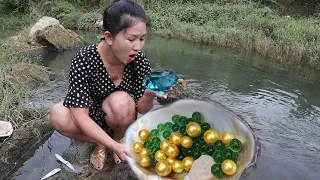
52,140,139,180
157,78,193,104
29,16,84,51
0,119,54,178
5,62,56,89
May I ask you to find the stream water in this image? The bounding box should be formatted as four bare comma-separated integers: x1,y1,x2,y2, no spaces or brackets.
8,32,320,180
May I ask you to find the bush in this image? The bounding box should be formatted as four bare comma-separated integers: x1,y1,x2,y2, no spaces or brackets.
40,0,75,18
0,0,30,14
77,12,103,30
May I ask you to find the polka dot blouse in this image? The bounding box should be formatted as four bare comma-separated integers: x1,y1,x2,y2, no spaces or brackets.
63,44,151,135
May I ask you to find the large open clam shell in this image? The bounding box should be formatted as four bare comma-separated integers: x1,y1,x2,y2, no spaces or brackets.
124,99,259,180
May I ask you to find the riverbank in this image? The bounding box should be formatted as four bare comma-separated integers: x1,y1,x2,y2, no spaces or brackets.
1,0,319,71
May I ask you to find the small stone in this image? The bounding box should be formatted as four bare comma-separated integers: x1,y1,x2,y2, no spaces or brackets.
186,155,215,180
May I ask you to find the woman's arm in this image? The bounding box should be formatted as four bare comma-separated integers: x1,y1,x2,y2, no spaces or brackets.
136,93,154,114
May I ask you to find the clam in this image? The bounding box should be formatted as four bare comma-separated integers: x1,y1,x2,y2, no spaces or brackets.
124,99,260,180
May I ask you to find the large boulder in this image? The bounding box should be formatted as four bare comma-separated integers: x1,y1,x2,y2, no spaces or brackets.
157,78,193,104
5,62,56,89
29,16,84,51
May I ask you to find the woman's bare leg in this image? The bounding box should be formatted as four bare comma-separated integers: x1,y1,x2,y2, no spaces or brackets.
49,103,106,170
102,91,136,164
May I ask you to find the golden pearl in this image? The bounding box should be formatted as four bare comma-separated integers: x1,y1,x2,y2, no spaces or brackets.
180,136,193,148
138,129,151,141
221,160,237,175
155,160,172,176
182,156,194,171
165,144,179,158
139,148,150,156
172,160,184,173
160,139,171,151
221,132,235,145
203,130,220,145
186,122,201,137
169,132,183,146
133,142,144,153
166,157,175,165
155,150,167,161
139,155,151,168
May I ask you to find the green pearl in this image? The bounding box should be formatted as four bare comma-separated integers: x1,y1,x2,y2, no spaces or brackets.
200,144,208,152
233,153,239,162
192,142,200,149
152,137,161,145
178,125,187,136
211,163,223,178
178,116,187,126
157,123,165,132
229,138,243,152
201,122,211,132
192,111,204,122
206,145,215,156
172,114,180,123
212,151,224,163
144,140,152,148
162,130,171,140
151,158,158,166
150,145,159,153
193,149,201,159
213,140,226,151
151,129,159,138
172,123,180,132
185,149,193,156
223,148,235,161
187,118,194,124
177,154,184,161
165,122,173,130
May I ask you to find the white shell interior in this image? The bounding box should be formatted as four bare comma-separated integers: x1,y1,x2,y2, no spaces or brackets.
124,99,259,180
0,120,13,138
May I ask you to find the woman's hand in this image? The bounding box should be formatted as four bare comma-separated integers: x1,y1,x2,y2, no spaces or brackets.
144,87,173,99
110,141,133,161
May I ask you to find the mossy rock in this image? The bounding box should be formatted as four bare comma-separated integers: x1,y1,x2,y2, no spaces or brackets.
157,78,193,105
35,25,84,51
5,62,55,89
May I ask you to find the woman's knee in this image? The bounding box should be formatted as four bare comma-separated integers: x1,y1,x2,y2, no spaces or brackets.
102,91,136,126
49,103,72,131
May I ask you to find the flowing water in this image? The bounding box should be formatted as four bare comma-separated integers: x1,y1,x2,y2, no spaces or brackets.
8,32,320,180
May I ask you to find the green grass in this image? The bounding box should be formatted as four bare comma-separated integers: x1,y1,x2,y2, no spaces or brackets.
0,51,47,129
145,1,320,70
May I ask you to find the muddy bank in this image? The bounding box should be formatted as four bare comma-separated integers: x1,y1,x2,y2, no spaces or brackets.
0,119,54,178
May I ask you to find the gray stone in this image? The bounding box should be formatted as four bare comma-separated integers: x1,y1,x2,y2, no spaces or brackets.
29,16,84,51
5,62,56,89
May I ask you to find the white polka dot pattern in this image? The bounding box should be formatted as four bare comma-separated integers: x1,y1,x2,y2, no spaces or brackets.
62,44,151,135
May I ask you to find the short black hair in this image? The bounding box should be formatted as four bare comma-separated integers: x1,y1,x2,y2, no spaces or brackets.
103,0,150,37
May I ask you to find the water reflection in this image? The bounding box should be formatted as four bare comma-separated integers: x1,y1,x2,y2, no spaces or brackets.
30,33,320,179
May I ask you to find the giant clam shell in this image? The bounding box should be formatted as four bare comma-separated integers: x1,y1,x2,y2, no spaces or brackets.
124,99,260,180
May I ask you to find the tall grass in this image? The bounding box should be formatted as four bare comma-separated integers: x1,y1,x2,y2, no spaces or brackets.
144,1,320,70
0,51,47,128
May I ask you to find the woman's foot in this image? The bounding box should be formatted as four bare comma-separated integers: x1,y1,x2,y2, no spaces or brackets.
90,144,107,170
